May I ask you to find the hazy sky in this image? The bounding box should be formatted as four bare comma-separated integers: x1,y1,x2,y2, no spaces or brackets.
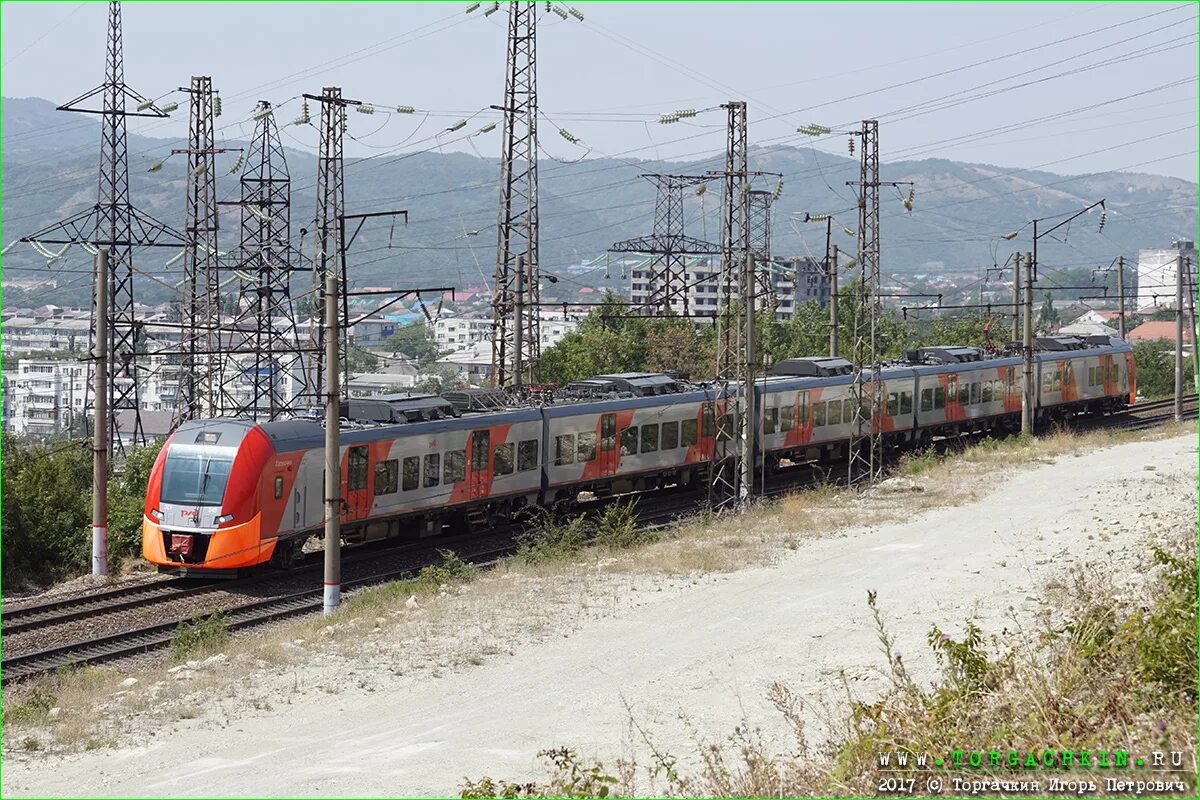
2,1,1197,180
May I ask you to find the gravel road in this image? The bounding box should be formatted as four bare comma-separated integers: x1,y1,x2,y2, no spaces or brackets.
3,432,1195,797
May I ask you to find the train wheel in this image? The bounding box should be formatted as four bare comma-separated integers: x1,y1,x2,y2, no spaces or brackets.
271,536,302,570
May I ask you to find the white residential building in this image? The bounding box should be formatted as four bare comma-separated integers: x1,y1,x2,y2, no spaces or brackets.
1137,240,1196,310
434,317,493,349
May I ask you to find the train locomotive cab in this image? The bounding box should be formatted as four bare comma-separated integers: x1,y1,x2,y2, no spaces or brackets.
142,419,275,576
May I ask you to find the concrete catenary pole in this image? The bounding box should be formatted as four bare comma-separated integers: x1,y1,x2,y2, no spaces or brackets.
829,244,839,358
92,248,110,577
740,249,756,502
323,263,342,614
1175,253,1184,422
1022,251,1035,436
1116,254,1127,339
1186,257,1198,392
1011,252,1021,345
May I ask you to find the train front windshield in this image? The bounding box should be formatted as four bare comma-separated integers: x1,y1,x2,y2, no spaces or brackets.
161,447,235,506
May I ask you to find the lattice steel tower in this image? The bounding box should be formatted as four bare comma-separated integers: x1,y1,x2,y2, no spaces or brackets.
220,100,310,419
848,119,883,485
610,174,719,316
20,0,183,457
173,76,228,424
710,101,750,506
491,0,540,389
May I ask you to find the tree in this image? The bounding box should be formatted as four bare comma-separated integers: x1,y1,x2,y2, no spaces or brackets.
1037,291,1060,333
1132,339,1174,399
346,345,379,374
384,323,440,365
108,439,166,563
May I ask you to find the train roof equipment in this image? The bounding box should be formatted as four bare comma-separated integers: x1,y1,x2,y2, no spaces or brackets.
564,372,686,398
768,357,855,377
442,388,512,413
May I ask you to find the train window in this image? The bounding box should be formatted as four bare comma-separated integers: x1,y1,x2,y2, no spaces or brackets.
518,440,538,471
920,388,933,412
402,456,420,492
843,398,855,424
813,401,826,426
716,414,734,442
900,391,913,415
933,387,946,410
1054,370,1062,392
798,392,810,424
981,382,993,403
274,475,284,499
886,393,899,417
374,460,398,496
681,419,698,447
424,453,441,487
641,424,659,453
348,446,369,491
970,382,981,405
662,420,679,449
620,426,638,455
577,432,596,462
600,414,617,452
555,434,576,466
825,400,839,426
764,407,777,435
957,383,969,405
493,444,514,476
993,380,1004,400
444,450,466,484
701,404,715,437
1088,366,1096,386
781,404,795,432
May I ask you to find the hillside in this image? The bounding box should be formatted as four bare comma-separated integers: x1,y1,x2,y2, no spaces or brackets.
3,96,1196,308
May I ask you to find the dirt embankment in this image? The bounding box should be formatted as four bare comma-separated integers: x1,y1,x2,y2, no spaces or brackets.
2,430,1195,797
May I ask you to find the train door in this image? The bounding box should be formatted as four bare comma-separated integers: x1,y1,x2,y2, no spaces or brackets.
700,401,717,458
469,429,491,499
343,445,371,522
597,413,619,477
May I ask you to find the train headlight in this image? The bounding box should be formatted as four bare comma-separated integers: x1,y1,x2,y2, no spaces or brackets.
214,513,234,525
150,509,164,521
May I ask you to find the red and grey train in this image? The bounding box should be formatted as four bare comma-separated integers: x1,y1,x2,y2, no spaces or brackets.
142,336,1135,573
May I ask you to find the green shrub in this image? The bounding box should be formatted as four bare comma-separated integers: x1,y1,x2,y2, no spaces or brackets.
462,748,620,798
2,688,57,726
516,510,589,564
170,610,231,661
592,500,651,550
413,549,477,595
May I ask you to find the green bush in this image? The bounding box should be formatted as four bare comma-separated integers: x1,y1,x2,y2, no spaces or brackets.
0,436,164,585
413,549,477,595
1131,339,1176,398
515,510,589,564
170,610,231,661
592,500,650,550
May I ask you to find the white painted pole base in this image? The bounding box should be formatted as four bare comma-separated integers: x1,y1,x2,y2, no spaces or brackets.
92,525,109,577
323,583,340,615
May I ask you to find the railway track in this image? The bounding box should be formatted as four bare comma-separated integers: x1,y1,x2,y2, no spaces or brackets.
3,397,1190,686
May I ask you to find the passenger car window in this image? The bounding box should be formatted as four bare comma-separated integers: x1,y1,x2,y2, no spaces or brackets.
493,444,513,476
716,414,733,441
517,440,538,471
982,382,993,403
813,401,826,426
899,391,913,415
970,382,981,404
444,450,466,483
620,426,638,455
680,418,698,447
424,453,440,487
577,432,596,462
764,407,777,435
374,460,398,496
641,424,659,453
402,456,420,491
920,388,933,412
701,404,715,437
555,434,576,466
661,420,679,449
934,387,946,409
886,392,899,417
798,392,809,423
781,404,795,432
